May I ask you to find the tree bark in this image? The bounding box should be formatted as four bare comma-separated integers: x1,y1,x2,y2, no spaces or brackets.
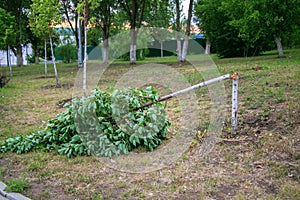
34,45,39,64
44,38,48,77
7,46,12,77
205,39,211,55
102,39,109,64
16,1,23,67
83,0,88,96
160,41,163,57
275,35,284,58
181,35,189,61
181,0,193,62
77,14,83,67
16,45,23,67
100,2,111,64
130,29,137,64
175,0,182,62
49,29,60,87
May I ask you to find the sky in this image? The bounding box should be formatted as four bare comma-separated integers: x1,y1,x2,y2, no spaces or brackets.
182,0,190,18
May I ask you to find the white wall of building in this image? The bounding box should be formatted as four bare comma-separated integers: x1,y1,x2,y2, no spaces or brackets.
0,44,32,66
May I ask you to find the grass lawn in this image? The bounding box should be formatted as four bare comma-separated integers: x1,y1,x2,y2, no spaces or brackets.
0,49,299,199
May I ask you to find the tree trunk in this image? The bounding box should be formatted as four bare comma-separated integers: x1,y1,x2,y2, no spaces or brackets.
181,35,189,61
275,36,284,58
7,46,12,77
49,29,60,87
34,46,39,64
44,38,48,77
205,39,211,55
102,39,109,64
176,37,182,62
16,45,23,67
181,0,193,62
77,14,83,67
16,4,23,67
83,0,88,96
130,29,137,64
160,41,164,57
175,0,181,62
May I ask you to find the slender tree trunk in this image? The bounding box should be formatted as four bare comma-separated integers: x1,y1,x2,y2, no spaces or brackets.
175,0,182,62
7,46,12,77
16,45,23,67
44,38,48,77
181,0,193,62
83,0,88,96
103,39,109,64
181,35,189,61
49,29,60,87
16,5,23,67
34,46,39,64
160,41,163,57
205,38,211,55
275,35,284,58
130,29,137,64
77,14,83,67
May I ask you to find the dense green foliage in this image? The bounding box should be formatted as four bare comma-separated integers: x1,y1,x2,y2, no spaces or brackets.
0,8,17,50
56,43,77,63
0,87,170,158
194,0,300,58
194,0,272,58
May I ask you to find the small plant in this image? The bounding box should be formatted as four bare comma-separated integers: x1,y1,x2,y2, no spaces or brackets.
4,177,29,193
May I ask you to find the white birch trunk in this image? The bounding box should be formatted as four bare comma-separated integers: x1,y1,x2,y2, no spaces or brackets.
177,33,182,62
130,29,137,64
205,40,211,55
231,75,239,132
49,31,60,87
102,39,109,64
160,41,163,57
44,38,47,77
130,44,136,64
181,35,189,61
77,15,83,67
275,36,284,58
83,22,87,96
141,74,231,108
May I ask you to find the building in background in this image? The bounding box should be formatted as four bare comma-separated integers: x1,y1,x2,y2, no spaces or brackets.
0,44,32,66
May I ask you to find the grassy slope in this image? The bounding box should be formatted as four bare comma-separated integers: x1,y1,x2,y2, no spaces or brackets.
0,49,299,199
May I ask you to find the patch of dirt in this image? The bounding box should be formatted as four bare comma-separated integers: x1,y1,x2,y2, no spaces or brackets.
43,82,74,89
0,157,10,167
34,75,56,79
25,181,77,200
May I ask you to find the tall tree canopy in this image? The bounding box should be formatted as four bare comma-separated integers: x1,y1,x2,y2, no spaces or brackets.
194,0,275,58
195,0,300,58
221,0,300,57
30,0,62,87
1,0,32,66
0,8,16,50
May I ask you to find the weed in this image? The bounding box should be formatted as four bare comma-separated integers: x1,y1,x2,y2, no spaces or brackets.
4,177,29,193
279,184,300,200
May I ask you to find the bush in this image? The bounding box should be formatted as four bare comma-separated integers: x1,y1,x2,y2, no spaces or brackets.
56,43,77,63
